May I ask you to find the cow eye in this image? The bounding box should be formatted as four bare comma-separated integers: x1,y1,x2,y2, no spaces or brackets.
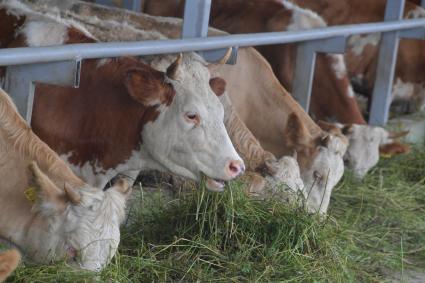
184,112,200,125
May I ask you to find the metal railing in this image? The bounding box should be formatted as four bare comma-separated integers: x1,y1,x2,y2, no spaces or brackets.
1,0,425,125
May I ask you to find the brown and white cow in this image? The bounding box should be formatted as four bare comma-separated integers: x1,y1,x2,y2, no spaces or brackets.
292,0,425,112
0,248,20,282
0,87,131,271
48,1,348,214
0,1,245,191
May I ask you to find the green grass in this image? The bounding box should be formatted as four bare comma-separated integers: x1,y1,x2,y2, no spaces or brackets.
7,147,425,282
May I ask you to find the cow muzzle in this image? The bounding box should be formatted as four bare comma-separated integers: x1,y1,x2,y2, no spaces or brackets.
204,159,245,192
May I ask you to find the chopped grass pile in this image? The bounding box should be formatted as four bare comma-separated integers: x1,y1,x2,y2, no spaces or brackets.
7,147,425,282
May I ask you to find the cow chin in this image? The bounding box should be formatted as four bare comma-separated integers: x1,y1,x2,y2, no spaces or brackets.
205,177,226,192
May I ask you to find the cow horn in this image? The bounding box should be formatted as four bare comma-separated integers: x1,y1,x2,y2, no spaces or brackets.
388,130,409,139
292,150,298,160
166,53,183,80
64,183,81,205
216,48,232,65
321,135,331,147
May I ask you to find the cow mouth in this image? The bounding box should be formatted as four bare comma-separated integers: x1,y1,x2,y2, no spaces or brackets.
205,177,226,192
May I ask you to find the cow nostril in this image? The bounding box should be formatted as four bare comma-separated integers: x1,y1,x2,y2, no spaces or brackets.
227,160,244,178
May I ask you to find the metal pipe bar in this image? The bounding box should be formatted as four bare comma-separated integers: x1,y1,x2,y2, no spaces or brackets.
369,0,405,126
0,19,424,66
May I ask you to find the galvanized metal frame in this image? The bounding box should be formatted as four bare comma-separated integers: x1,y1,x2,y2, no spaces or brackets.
2,19,424,66
2,0,425,125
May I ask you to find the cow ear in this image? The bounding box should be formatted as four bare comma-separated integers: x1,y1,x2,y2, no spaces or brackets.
124,67,174,107
27,162,66,213
285,113,312,148
379,142,410,157
209,77,226,96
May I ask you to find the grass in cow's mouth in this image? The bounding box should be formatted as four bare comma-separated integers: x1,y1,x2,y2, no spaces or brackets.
6,147,425,282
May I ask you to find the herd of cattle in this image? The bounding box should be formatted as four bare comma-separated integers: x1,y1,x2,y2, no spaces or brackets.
0,0,422,279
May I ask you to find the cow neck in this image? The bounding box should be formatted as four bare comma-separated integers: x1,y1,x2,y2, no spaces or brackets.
311,55,366,124
31,57,156,172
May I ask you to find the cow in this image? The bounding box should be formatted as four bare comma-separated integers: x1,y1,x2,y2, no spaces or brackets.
0,0,245,192
0,87,132,272
319,121,410,178
0,249,20,282
41,1,349,215
292,0,425,112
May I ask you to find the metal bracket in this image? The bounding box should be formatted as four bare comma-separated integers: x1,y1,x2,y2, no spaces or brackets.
95,0,142,12
369,0,405,125
292,36,347,110
4,60,81,124
182,0,237,64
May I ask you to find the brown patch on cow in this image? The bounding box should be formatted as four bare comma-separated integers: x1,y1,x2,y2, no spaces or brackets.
379,142,410,157
209,77,226,96
310,55,366,124
28,26,175,170
66,27,97,44
0,8,26,48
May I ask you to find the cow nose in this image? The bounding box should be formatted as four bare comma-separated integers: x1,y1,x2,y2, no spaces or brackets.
226,159,245,178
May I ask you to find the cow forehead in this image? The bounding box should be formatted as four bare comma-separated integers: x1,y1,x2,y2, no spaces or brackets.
147,54,222,109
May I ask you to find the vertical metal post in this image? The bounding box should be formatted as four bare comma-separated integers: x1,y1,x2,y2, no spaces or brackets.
292,36,347,111
293,44,316,110
369,0,405,125
4,60,81,124
182,0,237,63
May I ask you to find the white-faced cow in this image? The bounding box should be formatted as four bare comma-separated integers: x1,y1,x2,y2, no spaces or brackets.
0,87,131,272
0,1,245,192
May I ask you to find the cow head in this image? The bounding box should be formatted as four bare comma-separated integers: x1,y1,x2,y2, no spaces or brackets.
28,162,131,271
339,124,409,179
285,114,347,214
124,53,244,192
